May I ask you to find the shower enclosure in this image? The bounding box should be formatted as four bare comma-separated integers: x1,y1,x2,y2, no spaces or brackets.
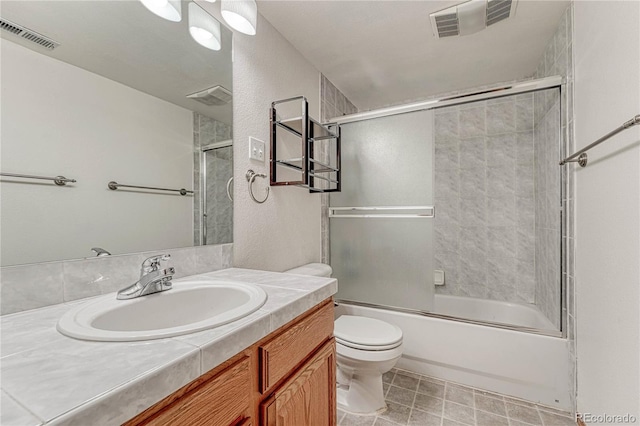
330,78,564,336
201,141,233,245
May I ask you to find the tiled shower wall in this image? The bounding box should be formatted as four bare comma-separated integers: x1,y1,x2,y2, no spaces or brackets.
320,74,358,263
433,95,537,304
193,113,233,246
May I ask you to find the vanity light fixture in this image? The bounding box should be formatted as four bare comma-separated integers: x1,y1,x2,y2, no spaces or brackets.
221,0,257,36
189,2,222,51
139,0,182,22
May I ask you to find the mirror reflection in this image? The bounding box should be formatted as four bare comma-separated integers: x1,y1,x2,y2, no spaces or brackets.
0,1,233,267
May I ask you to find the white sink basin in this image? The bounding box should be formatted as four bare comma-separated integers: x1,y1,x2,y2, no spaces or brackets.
57,279,267,341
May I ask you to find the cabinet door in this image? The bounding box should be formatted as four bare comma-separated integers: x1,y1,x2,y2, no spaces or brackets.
260,338,336,426
130,356,251,426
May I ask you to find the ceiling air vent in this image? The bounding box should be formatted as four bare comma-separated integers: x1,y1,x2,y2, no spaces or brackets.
0,18,60,50
430,0,518,39
187,85,233,106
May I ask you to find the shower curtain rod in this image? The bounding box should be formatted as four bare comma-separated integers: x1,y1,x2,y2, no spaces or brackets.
559,115,640,167
328,76,563,125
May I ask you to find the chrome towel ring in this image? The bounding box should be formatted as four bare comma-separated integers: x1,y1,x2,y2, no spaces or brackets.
246,169,269,204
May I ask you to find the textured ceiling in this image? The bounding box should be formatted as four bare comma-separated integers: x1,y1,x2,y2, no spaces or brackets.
0,0,233,124
258,0,570,111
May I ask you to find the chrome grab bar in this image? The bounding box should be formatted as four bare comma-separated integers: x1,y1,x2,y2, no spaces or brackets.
107,181,193,196
560,114,640,167
1,172,76,186
329,206,435,219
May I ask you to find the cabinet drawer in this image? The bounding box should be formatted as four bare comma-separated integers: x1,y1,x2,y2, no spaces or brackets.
259,301,334,393
144,356,251,426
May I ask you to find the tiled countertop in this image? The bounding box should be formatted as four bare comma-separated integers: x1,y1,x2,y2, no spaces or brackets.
0,268,337,426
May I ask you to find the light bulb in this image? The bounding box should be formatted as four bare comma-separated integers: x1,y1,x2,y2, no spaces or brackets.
190,27,214,41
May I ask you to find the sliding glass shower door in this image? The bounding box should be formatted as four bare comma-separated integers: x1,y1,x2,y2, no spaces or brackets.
330,110,435,312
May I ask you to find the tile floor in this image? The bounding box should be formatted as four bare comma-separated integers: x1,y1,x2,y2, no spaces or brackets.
338,368,576,426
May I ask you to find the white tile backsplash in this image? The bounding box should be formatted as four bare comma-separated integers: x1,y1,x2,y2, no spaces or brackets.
1,244,233,315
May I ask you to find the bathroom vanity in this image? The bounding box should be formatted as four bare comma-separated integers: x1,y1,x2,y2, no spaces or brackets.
126,299,336,426
0,268,337,426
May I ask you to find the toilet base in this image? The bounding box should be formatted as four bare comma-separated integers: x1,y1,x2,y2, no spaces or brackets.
337,372,388,415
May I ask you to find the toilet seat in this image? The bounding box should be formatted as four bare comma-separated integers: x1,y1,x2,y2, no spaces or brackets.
335,315,403,351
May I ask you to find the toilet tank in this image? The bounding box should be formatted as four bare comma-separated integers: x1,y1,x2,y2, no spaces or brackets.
284,263,333,277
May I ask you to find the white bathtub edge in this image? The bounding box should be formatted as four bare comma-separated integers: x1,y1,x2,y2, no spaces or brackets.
337,303,572,411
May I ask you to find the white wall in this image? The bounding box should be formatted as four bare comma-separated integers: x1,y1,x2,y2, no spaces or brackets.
0,40,193,266
574,0,640,419
231,14,322,271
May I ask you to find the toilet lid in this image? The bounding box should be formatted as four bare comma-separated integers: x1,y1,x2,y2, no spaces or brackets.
335,315,403,350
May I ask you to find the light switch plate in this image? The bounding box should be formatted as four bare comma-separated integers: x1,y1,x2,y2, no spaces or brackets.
249,137,265,162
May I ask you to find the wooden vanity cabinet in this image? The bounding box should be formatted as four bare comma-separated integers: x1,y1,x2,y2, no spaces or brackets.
126,299,335,426
260,338,336,426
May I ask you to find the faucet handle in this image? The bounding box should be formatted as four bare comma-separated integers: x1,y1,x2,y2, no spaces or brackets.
141,254,171,273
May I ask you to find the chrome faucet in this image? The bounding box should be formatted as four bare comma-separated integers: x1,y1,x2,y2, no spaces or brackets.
91,247,111,257
116,254,175,300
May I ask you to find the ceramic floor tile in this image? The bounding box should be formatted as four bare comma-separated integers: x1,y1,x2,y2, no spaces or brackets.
368,372,573,426
420,375,446,386
538,410,576,426
506,402,543,425
392,373,420,391
418,379,445,399
383,383,390,397
445,383,475,408
386,385,416,408
475,393,507,416
509,420,537,426
374,418,401,426
408,408,442,426
377,401,411,425
443,400,475,426
395,369,421,379
382,370,396,384
341,413,376,426
413,393,444,415
537,406,573,417
477,410,509,426
443,418,469,426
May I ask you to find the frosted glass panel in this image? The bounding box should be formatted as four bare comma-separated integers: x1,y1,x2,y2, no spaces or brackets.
331,218,433,311
330,110,434,312
331,111,433,208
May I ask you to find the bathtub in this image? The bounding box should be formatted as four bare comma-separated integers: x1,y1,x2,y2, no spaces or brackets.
432,294,557,331
335,294,571,410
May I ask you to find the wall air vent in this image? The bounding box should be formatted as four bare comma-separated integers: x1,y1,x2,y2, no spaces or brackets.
187,85,233,106
429,0,518,39
0,18,60,50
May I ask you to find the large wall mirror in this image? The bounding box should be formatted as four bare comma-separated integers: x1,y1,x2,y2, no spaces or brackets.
0,1,233,267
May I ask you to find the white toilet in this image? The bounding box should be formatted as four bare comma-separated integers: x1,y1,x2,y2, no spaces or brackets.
285,263,404,415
